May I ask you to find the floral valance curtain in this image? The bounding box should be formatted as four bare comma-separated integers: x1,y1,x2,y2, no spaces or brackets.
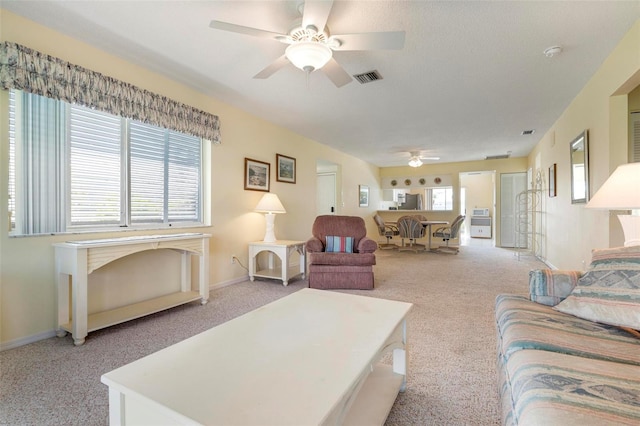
0,41,221,143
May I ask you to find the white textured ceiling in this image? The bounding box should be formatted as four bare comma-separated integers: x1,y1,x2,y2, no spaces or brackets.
3,0,640,167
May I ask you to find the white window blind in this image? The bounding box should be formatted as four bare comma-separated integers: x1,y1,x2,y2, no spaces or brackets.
130,121,166,224
168,131,202,222
8,90,16,232
69,105,122,226
129,121,202,224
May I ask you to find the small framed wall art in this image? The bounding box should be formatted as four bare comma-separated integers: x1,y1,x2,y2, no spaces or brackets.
244,158,270,192
549,163,557,198
359,185,369,207
276,153,296,184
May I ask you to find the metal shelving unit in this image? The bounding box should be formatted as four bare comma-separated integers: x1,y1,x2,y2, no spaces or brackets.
515,171,544,260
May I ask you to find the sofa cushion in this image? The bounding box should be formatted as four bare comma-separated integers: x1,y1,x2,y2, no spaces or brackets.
496,295,640,366
529,269,581,306
554,246,640,329
325,235,354,253
504,349,640,425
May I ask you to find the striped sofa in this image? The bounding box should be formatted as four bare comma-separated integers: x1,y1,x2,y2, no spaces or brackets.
496,245,640,425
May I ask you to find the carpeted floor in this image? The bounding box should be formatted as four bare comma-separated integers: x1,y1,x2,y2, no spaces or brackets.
0,245,546,425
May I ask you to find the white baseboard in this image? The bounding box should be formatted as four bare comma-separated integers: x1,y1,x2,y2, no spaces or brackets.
1,276,250,352
0,329,58,352
209,274,249,291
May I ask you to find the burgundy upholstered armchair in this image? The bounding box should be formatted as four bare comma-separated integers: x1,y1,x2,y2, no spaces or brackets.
305,215,378,290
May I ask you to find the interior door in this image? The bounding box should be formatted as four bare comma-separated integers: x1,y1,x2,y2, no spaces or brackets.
500,172,527,247
317,173,336,215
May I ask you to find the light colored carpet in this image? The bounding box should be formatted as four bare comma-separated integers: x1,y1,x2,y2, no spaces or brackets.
0,245,545,425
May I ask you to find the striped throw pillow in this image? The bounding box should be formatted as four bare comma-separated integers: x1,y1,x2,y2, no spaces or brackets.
326,236,354,253
554,246,640,329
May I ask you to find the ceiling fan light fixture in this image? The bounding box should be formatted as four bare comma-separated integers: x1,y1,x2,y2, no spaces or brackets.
285,41,332,72
408,156,423,168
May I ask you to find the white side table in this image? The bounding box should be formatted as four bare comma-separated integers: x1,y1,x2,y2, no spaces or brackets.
248,240,306,286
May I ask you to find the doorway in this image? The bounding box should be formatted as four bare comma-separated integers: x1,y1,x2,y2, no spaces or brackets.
459,171,496,246
316,160,339,216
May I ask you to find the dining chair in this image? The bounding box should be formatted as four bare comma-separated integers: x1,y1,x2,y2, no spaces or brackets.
397,215,426,252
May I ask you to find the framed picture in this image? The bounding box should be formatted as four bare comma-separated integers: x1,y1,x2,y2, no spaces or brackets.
244,158,270,192
276,153,296,184
359,185,369,207
549,163,557,198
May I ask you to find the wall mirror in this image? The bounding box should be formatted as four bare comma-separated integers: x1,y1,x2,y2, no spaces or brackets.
570,130,589,204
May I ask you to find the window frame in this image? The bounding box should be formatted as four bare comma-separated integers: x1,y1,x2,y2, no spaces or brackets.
9,89,208,236
424,186,454,211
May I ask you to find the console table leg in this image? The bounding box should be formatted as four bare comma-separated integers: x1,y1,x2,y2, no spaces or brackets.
199,241,210,304
57,271,70,338
71,250,89,346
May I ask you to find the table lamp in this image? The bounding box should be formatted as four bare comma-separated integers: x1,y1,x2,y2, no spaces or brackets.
586,162,640,246
255,193,286,243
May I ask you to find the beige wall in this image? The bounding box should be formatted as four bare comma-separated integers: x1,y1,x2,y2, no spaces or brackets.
528,19,640,270
0,10,381,348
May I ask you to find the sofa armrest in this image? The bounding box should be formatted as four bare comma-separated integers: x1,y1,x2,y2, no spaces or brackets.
305,237,324,253
529,269,581,306
358,237,378,254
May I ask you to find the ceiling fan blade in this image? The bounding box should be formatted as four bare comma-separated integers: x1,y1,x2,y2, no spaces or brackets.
209,20,286,42
253,55,290,79
331,31,405,51
321,58,352,88
302,0,334,32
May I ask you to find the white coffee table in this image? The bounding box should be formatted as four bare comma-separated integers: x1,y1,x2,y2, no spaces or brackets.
101,288,412,425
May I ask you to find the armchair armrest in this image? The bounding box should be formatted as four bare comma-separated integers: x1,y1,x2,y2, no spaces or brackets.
358,237,378,254
385,223,399,232
305,237,324,253
529,269,581,306
433,226,451,236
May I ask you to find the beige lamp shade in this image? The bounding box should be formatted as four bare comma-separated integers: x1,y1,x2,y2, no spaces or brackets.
255,193,286,243
586,162,640,246
255,193,286,214
586,163,640,210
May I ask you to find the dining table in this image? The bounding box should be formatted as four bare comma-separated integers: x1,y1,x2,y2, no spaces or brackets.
420,220,449,250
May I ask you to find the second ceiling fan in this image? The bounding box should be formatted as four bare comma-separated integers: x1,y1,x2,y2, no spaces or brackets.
209,0,405,87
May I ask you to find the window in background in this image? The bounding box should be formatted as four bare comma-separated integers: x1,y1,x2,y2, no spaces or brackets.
425,186,453,211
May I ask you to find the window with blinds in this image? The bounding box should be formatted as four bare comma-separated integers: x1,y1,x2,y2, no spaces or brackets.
8,89,204,235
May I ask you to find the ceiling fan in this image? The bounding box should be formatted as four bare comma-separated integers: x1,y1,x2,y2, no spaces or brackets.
209,0,405,87
406,151,440,167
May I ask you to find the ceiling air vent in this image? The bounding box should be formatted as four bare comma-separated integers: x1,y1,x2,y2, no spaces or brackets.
521,129,535,135
353,70,383,84
485,154,511,160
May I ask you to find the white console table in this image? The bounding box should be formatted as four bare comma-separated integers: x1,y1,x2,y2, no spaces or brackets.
54,233,210,346
102,288,412,425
